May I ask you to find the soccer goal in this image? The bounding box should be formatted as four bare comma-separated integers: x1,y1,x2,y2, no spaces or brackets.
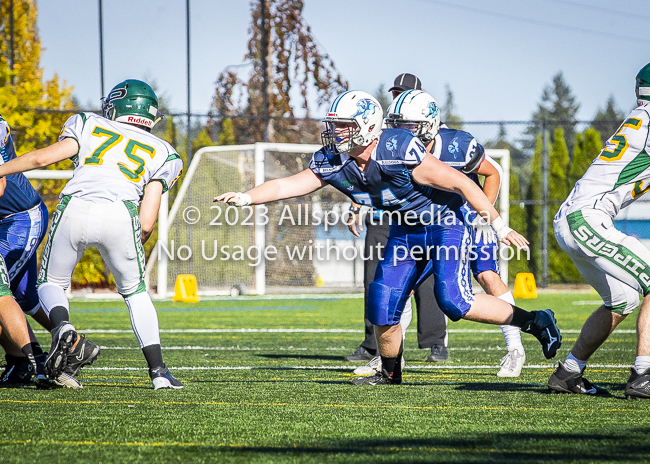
145,145,510,297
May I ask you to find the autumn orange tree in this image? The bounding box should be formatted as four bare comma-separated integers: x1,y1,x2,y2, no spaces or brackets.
212,0,349,286
0,0,115,288
213,0,348,144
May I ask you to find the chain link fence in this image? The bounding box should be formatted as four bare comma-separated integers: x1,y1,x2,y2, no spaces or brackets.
27,108,636,289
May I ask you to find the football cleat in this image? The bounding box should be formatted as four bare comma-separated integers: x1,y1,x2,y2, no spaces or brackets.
353,355,406,376
64,334,100,377
0,354,34,387
625,367,650,400
35,374,64,389
150,365,184,390
497,349,526,378
351,369,401,386
427,344,448,362
522,309,561,359
548,361,608,395
344,346,376,362
44,323,77,379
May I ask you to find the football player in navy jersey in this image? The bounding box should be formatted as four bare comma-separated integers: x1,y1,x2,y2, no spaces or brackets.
384,90,527,377
0,114,52,387
216,90,561,386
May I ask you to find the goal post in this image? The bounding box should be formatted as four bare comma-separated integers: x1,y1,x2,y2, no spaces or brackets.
146,145,511,297
484,149,510,285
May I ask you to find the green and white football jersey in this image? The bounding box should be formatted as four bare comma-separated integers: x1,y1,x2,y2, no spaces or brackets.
560,101,650,218
59,113,183,204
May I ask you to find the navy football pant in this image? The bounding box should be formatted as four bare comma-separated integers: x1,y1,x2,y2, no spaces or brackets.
360,217,447,351
367,220,475,326
0,201,49,315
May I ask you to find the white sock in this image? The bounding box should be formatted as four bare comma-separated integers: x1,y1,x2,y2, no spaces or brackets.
634,356,650,373
37,282,70,315
124,292,161,348
497,291,524,352
564,352,587,373
401,297,413,340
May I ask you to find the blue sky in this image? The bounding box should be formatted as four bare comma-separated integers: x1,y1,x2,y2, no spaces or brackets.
36,0,648,121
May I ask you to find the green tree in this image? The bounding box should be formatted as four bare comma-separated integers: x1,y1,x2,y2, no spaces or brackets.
507,169,530,280
442,84,463,129
547,128,575,282
217,118,236,145
569,127,601,189
525,135,543,279
374,83,390,116
592,95,624,144
526,72,580,155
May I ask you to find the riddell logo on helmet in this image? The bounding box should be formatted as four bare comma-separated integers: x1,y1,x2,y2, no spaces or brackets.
127,116,153,127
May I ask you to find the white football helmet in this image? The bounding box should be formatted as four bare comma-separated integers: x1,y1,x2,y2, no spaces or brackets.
385,90,441,144
321,90,383,155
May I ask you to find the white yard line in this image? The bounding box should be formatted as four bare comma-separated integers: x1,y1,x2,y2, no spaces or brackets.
84,364,632,371
96,345,634,352
35,328,638,334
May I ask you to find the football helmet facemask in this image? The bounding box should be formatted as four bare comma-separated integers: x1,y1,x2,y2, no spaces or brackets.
321,91,383,155
384,90,441,144
101,79,164,129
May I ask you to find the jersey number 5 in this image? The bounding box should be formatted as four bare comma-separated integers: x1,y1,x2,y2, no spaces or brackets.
599,118,642,162
86,126,156,182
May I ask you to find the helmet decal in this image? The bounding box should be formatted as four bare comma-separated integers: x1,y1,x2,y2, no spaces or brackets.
426,102,439,119
108,87,128,103
351,99,378,123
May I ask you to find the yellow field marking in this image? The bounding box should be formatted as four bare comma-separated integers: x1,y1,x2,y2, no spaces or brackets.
0,398,641,413
0,438,647,458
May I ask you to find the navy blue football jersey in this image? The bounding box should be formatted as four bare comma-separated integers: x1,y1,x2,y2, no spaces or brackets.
431,128,485,172
0,115,43,218
309,128,465,222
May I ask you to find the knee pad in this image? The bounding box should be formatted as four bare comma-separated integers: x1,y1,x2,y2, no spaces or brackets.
367,281,407,326
433,281,471,322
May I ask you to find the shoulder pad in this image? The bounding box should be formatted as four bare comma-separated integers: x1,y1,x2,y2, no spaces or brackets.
309,147,347,175
376,129,427,166
461,143,485,173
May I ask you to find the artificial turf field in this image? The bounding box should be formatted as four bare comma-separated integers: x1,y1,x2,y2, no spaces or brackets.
0,291,648,463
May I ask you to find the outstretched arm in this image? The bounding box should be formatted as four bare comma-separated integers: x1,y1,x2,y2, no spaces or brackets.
412,155,528,248
214,168,327,205
0,138,78,178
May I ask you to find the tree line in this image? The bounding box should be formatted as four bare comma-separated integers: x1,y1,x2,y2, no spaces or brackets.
1,0,627,288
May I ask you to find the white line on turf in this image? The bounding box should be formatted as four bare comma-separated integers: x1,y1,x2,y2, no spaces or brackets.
84,364,632,371
96,345,634,352
34,328,638,334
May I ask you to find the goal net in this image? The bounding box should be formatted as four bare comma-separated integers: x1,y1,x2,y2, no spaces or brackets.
145,144,510,296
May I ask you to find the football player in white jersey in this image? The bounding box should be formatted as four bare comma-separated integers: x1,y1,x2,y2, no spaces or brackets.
549,63,650,399
0,80,184,390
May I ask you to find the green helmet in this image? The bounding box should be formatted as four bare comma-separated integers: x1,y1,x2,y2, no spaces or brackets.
636,63,650,104
101,79,164,129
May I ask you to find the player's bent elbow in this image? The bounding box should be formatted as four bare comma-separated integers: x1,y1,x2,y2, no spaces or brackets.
33,152,51,169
